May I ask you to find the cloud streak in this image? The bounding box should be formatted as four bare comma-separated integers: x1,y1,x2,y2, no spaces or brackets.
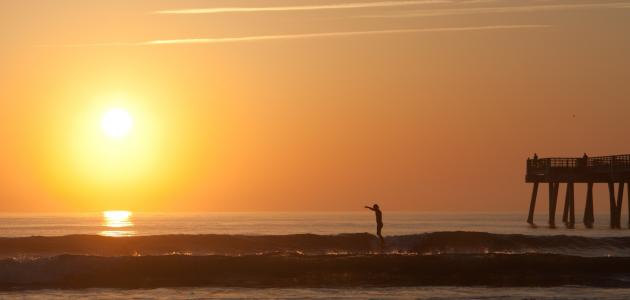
153,0,450,15
358,2,630,18
43,25,550,48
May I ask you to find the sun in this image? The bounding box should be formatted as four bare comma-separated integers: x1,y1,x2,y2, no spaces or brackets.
101,108,133,138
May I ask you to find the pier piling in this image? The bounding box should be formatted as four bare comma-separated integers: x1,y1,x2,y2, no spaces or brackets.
616,183,624,228
568,182,575,228
584,183,594,228
548,182,559,227
527,182,539,224
562,184,571,226
609,182,617,228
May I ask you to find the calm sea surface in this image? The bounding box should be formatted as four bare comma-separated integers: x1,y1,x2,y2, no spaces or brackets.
1,211,629,238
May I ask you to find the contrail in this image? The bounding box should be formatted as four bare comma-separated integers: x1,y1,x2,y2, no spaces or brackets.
41,25,550,48
357,2,630,18
153,0,451,15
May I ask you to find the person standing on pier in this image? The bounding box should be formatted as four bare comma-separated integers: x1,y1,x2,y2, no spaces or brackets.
365,204,384,245
581,153,589,168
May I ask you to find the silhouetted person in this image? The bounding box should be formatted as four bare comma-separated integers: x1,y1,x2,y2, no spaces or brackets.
582,153,589,168
533,153,538,161
365,204,384,245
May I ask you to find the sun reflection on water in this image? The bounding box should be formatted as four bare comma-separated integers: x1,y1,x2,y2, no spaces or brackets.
101,210,135,237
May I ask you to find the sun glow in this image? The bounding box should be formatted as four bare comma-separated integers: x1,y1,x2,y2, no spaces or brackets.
101,108,133,138
35,89,199,211
101,210,134,237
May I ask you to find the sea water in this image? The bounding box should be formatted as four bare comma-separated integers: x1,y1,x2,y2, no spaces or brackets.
1,211,629,237
3,287,630,300
1,212,630,299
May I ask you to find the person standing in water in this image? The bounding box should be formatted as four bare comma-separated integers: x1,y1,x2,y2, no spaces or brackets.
364,204,384,244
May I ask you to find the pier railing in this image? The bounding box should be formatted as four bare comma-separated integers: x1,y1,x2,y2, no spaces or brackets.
526,154,630,182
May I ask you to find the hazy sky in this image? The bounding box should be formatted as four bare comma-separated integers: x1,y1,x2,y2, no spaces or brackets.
1,0,629,212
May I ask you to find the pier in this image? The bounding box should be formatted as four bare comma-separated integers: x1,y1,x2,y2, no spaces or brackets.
526,154,630,228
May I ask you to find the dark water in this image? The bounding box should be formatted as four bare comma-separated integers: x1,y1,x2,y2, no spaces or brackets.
3,287,630,300
3,251,630,288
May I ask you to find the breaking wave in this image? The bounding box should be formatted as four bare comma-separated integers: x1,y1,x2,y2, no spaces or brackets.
1,231,630,257
4,232,630,289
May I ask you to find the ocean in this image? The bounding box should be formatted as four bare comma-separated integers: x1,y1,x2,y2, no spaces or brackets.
2,211,629,238
1,212,630,299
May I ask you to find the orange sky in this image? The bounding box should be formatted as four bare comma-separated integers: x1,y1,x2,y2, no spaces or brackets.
1,0,629,212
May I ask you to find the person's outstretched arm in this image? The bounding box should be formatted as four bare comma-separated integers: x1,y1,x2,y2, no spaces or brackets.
364,206,375,211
